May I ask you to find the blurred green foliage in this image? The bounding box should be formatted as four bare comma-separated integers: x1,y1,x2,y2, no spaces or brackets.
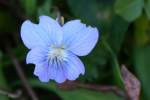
28,80,123,100
0,51,9,100
145,0,150,19
21,0,37,17
115,0,144,22
0,0,150,100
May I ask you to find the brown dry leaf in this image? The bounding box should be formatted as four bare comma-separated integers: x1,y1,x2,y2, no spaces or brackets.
121,65,141,100
57,81,78,90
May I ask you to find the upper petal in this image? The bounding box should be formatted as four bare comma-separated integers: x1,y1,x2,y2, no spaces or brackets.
63,21,99,56
39,16,63,46
62,20,86,47
21,20,51,49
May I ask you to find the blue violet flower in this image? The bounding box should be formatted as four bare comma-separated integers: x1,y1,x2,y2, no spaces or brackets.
21,16,99,83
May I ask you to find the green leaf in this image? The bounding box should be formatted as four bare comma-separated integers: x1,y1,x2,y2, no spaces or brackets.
108,15,129,53
133,15,149,99
134,46,150,100
38,0,52,16
114,0,144,22
67,0,114,33
21,0,37,17
29,80,123,100
144,0,150,19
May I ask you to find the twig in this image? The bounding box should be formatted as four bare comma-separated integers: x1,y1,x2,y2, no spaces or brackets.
6,45,38,100
58,81,125,97
0,88,22,99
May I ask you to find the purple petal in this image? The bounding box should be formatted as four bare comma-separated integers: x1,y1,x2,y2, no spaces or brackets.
39,16,63,46
21,21,50,49
26,46,50,82
62,20,86,47
26,46,48,64
34,62,50,82
63,20,99,56
48,59,66,83
63,52,85,80
55,66,66,83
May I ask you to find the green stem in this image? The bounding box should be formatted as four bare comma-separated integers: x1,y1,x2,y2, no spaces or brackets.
102,39,123,88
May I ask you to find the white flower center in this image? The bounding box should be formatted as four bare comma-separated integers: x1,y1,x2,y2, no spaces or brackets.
48,46,66,61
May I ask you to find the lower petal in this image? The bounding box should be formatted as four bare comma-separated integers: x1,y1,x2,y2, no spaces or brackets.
48,59,66,83
34,62,50,82
63,52,85,80
55,66,66,83
26,46,48,64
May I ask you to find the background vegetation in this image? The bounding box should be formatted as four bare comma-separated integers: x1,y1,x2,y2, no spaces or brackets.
0,0,150,100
